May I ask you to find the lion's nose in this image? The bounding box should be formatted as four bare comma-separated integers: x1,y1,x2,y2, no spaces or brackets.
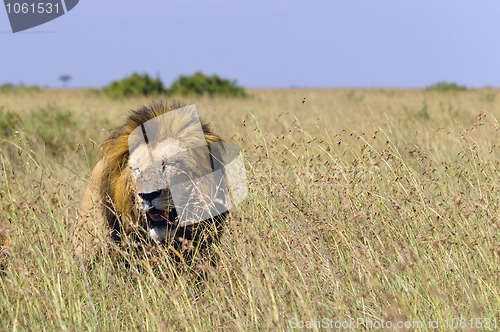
138,190,162,202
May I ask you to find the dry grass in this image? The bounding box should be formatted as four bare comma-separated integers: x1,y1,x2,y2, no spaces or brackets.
1,88,499,331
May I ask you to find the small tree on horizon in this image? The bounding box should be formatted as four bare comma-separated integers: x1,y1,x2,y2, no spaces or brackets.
59,75,71,88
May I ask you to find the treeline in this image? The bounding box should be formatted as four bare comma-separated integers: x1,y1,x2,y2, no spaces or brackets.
0,71,247,98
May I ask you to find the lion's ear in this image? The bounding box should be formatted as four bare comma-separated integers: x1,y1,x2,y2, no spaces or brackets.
207,141,229,207
204,131,222,144
208,141,224,172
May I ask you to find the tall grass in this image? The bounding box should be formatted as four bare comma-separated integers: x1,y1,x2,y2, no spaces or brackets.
0,88,499,330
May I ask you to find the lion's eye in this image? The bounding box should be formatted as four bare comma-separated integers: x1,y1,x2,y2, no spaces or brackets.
133,167,141,176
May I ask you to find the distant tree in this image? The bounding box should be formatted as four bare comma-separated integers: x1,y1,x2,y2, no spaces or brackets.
59,75,71,88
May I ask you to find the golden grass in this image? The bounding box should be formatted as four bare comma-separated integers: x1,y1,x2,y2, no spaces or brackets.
1,88,499,330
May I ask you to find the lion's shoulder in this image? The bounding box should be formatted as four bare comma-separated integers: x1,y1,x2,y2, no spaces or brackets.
82,158,107,210
75,158,110,258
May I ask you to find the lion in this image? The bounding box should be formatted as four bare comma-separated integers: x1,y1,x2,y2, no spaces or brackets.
75,101,229,265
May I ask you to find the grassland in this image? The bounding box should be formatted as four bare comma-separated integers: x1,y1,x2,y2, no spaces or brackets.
0,88,499,331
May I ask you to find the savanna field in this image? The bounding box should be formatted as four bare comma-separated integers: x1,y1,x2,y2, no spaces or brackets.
0,88,498,331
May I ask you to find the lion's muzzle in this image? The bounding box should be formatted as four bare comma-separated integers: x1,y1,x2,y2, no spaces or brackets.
139,189,179,241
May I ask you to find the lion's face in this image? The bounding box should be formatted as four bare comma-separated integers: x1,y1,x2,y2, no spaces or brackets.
130,138,192,241
128,129,214,242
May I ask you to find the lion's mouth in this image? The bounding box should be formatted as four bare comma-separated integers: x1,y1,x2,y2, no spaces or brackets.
145,208,179,241
146,207,178,225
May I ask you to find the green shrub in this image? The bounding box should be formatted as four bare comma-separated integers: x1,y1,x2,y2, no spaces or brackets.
426,82,467,92
168,71,247,97
104,73,167,98
26,104,78,156
0,107,22,137
0,104,88,162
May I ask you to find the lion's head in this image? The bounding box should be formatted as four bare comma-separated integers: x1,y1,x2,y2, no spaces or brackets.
77,101,229,260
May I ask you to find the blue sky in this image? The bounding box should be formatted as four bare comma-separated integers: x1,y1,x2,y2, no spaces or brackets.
1,0,500,88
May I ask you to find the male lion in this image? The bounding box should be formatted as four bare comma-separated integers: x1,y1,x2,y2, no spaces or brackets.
75,101,230,264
